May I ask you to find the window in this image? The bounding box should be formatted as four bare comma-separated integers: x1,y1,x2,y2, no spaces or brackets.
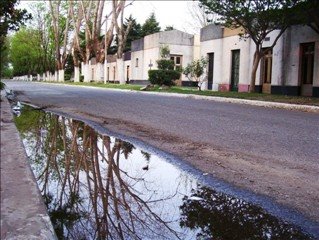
107,67,109,81
135,58,139,67
261,48,272,84
300,43,314,85
170,55,182,71
113,66,116,80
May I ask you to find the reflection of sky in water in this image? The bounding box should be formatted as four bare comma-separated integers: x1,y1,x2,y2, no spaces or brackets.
15,107,313,240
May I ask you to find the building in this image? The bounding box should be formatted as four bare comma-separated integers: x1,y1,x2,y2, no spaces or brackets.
200,24,319,97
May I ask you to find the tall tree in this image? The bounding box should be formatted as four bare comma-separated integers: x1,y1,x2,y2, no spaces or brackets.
293,0,319,34
10,28,43,76
49,0,72,81
141,12,161,37
184,1,217,34
0,0,31,47
200,0,301,93
0,0,31,82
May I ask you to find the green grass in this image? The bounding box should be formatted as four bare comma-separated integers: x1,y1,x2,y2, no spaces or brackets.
43,81,319,106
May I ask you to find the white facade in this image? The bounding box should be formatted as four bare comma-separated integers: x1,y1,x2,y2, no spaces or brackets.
200,24,319,96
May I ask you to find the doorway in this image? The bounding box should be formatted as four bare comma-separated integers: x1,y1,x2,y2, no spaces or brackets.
231,50,240,92
207,53,214,90
300,42,314,96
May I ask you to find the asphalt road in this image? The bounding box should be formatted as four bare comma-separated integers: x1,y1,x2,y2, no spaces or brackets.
4,81,319,226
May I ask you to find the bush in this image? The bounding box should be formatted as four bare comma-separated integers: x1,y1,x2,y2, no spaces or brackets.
156,59,174,70
148,69,180,86
64,73,72,81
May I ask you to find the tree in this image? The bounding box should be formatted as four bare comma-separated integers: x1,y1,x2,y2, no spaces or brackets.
141,12,161,37
10,28,44,76
0,0,32,47
164,25,174,31
0,37,12,78
0,0,31,84
293,0,319,34
148,45,180,87
183,57,208,91
184,1,217,34
199,0,301,93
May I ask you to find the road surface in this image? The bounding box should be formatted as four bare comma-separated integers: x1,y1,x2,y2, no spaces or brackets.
4,81,319,225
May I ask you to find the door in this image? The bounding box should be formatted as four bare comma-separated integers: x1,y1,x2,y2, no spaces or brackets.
300,43,314,96
207,53,214,90
261,48,272,94
231,50,240,92
126,65,130,83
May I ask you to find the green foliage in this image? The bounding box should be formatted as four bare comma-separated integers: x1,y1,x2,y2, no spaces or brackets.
159,45,170,59
141,12,161,37
148,70,180,86
10,27,44,75
183,57,208,79
292,0,319,34
0,36,11,78
183,57,208,90
149,45,180,86
199,0,300,45
0,0,32,48
156,59,174,70
124,15,142,51
0,81,6,90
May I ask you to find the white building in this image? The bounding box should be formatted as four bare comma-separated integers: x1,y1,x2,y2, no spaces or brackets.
130,30,200,86
200,24,319,97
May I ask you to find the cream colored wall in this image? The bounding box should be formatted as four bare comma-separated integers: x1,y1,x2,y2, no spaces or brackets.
131,50,144,80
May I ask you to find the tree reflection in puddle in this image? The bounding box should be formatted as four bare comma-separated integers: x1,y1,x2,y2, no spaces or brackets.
14,106,313,240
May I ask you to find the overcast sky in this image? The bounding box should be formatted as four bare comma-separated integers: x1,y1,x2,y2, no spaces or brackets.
19,0,202,34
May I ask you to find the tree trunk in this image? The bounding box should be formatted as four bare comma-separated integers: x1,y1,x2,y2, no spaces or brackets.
74,66,80,82
117,58,125,84
58,69,64,82
249,47,262,93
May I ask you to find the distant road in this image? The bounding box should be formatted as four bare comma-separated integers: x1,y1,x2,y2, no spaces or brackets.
4,81,319,224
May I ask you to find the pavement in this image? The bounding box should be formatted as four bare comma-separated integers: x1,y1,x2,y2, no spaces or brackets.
0,94,57,240
44,82,319,113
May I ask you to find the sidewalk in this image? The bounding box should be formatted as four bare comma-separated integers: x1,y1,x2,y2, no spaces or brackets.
0,95,57,239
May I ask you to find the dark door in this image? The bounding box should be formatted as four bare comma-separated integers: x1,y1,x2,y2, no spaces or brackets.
231,50,240,92
207,53,214,90
300,42,314,96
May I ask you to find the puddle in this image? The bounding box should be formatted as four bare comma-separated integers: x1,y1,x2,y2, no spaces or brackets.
14,106,314,240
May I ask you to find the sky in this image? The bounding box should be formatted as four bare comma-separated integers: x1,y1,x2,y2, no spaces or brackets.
18,0,202,34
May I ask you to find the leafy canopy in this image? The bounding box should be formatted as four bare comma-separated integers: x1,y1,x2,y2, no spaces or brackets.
141,12,161,37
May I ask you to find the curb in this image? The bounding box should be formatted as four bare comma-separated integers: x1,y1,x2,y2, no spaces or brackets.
0,95,57,239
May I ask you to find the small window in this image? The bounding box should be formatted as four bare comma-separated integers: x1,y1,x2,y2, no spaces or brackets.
176,57,181,65
135,58,139,67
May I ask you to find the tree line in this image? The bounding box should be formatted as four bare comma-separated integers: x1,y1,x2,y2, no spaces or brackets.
1,0,165,81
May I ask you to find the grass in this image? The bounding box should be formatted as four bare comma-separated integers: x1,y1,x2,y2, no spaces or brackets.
43,81,319,106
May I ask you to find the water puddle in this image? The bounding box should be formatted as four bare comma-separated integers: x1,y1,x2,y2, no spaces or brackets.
14,106,314,239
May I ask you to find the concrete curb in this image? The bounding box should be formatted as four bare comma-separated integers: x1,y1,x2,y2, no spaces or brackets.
37,82,319,113
0,94,57,240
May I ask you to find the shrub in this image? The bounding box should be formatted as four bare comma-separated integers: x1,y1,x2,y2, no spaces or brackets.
156,59,174,70
148,69,180,86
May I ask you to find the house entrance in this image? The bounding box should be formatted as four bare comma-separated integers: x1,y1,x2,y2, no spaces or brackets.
231,50,240,92
261,48,272,94
300,42,314,96
207,53,214,90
